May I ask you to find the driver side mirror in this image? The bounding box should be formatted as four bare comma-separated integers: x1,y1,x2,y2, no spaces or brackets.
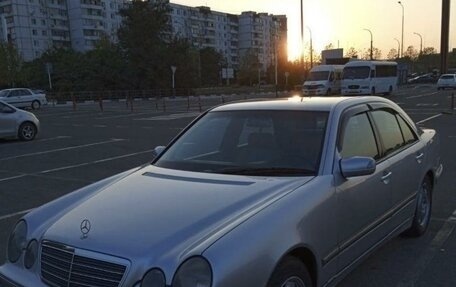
152,146,166,158
340,156,376,178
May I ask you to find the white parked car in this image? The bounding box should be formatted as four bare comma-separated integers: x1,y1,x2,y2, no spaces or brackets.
437,74,456,90
0,88,47,110
0,100,40,141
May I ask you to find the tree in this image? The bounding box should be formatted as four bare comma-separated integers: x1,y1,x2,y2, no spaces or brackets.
345,47,359,59
387,48,399,60
362,47,382,60
422,47,437,56
0,43,23,88
324,43,334,50
117,0,171,89
83,36,128,90
237,49,260,86
404,45,419,60
199,47,223,86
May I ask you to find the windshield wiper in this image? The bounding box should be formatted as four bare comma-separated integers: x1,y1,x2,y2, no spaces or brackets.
216,167,315,176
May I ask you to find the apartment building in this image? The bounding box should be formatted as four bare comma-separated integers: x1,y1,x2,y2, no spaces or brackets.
0,0,126,61
170,3,287,72
68,0,125,52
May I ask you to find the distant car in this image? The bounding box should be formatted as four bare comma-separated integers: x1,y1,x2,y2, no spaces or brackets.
1,97,443,287
0,88,47,110
0,100,40,141
407,74,438,84
437,74,456,90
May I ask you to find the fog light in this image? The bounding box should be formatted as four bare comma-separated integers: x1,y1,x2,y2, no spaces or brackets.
24,240,38,269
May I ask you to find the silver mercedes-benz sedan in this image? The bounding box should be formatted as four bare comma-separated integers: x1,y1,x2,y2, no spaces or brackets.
0,100,40,141
0,96,442,287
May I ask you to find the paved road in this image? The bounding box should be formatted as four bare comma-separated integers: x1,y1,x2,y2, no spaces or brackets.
0,86,455,286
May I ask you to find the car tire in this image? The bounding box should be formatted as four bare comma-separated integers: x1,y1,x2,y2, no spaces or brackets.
403,176,432,237
371,87,376,95
31,100,41,110
326,89,331,96
18,122,37,141
267,257,313,287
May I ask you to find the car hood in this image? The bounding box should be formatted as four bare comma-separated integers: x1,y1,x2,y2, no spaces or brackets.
42,165,311,263
304,80,327,86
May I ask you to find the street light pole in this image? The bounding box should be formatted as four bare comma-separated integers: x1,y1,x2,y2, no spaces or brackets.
363,28,373,60
394,38,400,58
306,26,313,68
300,0,304,69
171,66,177,97
398,1,404,58
413,32,423,55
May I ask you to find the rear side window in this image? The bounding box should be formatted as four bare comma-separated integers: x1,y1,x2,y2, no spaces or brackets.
396,116,417,145
340,113,379,159
371,110,404,156
441,75,455,80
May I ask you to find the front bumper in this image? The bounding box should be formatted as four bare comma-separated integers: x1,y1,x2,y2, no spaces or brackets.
341,88,370,95
0,273,20,287
303,89,326,96
0,265,47,287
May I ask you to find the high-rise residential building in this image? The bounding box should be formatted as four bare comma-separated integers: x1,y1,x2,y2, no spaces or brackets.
0,0,126,61
0,0,71,60
170,4,240,69
0,0,287,73
169,3,287,72
68,0,125,52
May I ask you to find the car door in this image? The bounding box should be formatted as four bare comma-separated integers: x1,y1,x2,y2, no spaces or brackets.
334,105,393,270
369,108,424,227
0,102,17,137
7,90,22,107
18,89,33,106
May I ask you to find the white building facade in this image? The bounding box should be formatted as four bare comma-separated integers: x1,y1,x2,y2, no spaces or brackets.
169,4,287,72
0,0,287,70
0,0,126,61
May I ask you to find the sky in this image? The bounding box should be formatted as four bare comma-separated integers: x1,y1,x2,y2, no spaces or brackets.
171,0,456,61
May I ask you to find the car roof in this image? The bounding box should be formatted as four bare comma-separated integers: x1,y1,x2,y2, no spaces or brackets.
211,96,394,112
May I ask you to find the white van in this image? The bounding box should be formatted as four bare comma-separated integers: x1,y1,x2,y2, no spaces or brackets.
341,61,398,96
302,65,344,96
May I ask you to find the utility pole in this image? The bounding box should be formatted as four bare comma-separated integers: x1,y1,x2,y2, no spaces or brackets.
398,1,405,58
440,0,451,74
414,32,423,55
300,0,304,68
364,29,373,60
306,26,313,68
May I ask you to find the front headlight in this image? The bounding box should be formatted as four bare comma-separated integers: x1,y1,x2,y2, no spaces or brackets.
172,257,212,287
141,268,166,287
7,220,27,263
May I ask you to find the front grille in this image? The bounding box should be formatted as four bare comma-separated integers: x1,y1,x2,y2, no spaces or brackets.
306,85,319,90
348,85,360,89
40,241,127,287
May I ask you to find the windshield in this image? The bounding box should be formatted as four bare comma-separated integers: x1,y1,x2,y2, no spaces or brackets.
308,71,329,81
441,75,454,79
343,66,371,79
0,90,9,97
154,110,328,176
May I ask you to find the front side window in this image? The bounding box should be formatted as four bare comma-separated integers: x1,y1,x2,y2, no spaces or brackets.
155,110,329,176
340,113,379,159
309,71,330,81
342,66,371,79
371,110,405,156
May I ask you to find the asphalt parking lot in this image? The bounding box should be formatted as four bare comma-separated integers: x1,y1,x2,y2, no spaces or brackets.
1,86,455,286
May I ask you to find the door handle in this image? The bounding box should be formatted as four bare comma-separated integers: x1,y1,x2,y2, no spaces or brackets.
415,153,424,163
381,171,392,184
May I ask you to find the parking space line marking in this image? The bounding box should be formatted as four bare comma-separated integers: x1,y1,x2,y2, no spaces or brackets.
406,91,438,99
96,112,161,120
38,149,154,174
0,139,125,161
395,209,456,287
415,113,442,125
0,208,34,222
0,174,27,182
